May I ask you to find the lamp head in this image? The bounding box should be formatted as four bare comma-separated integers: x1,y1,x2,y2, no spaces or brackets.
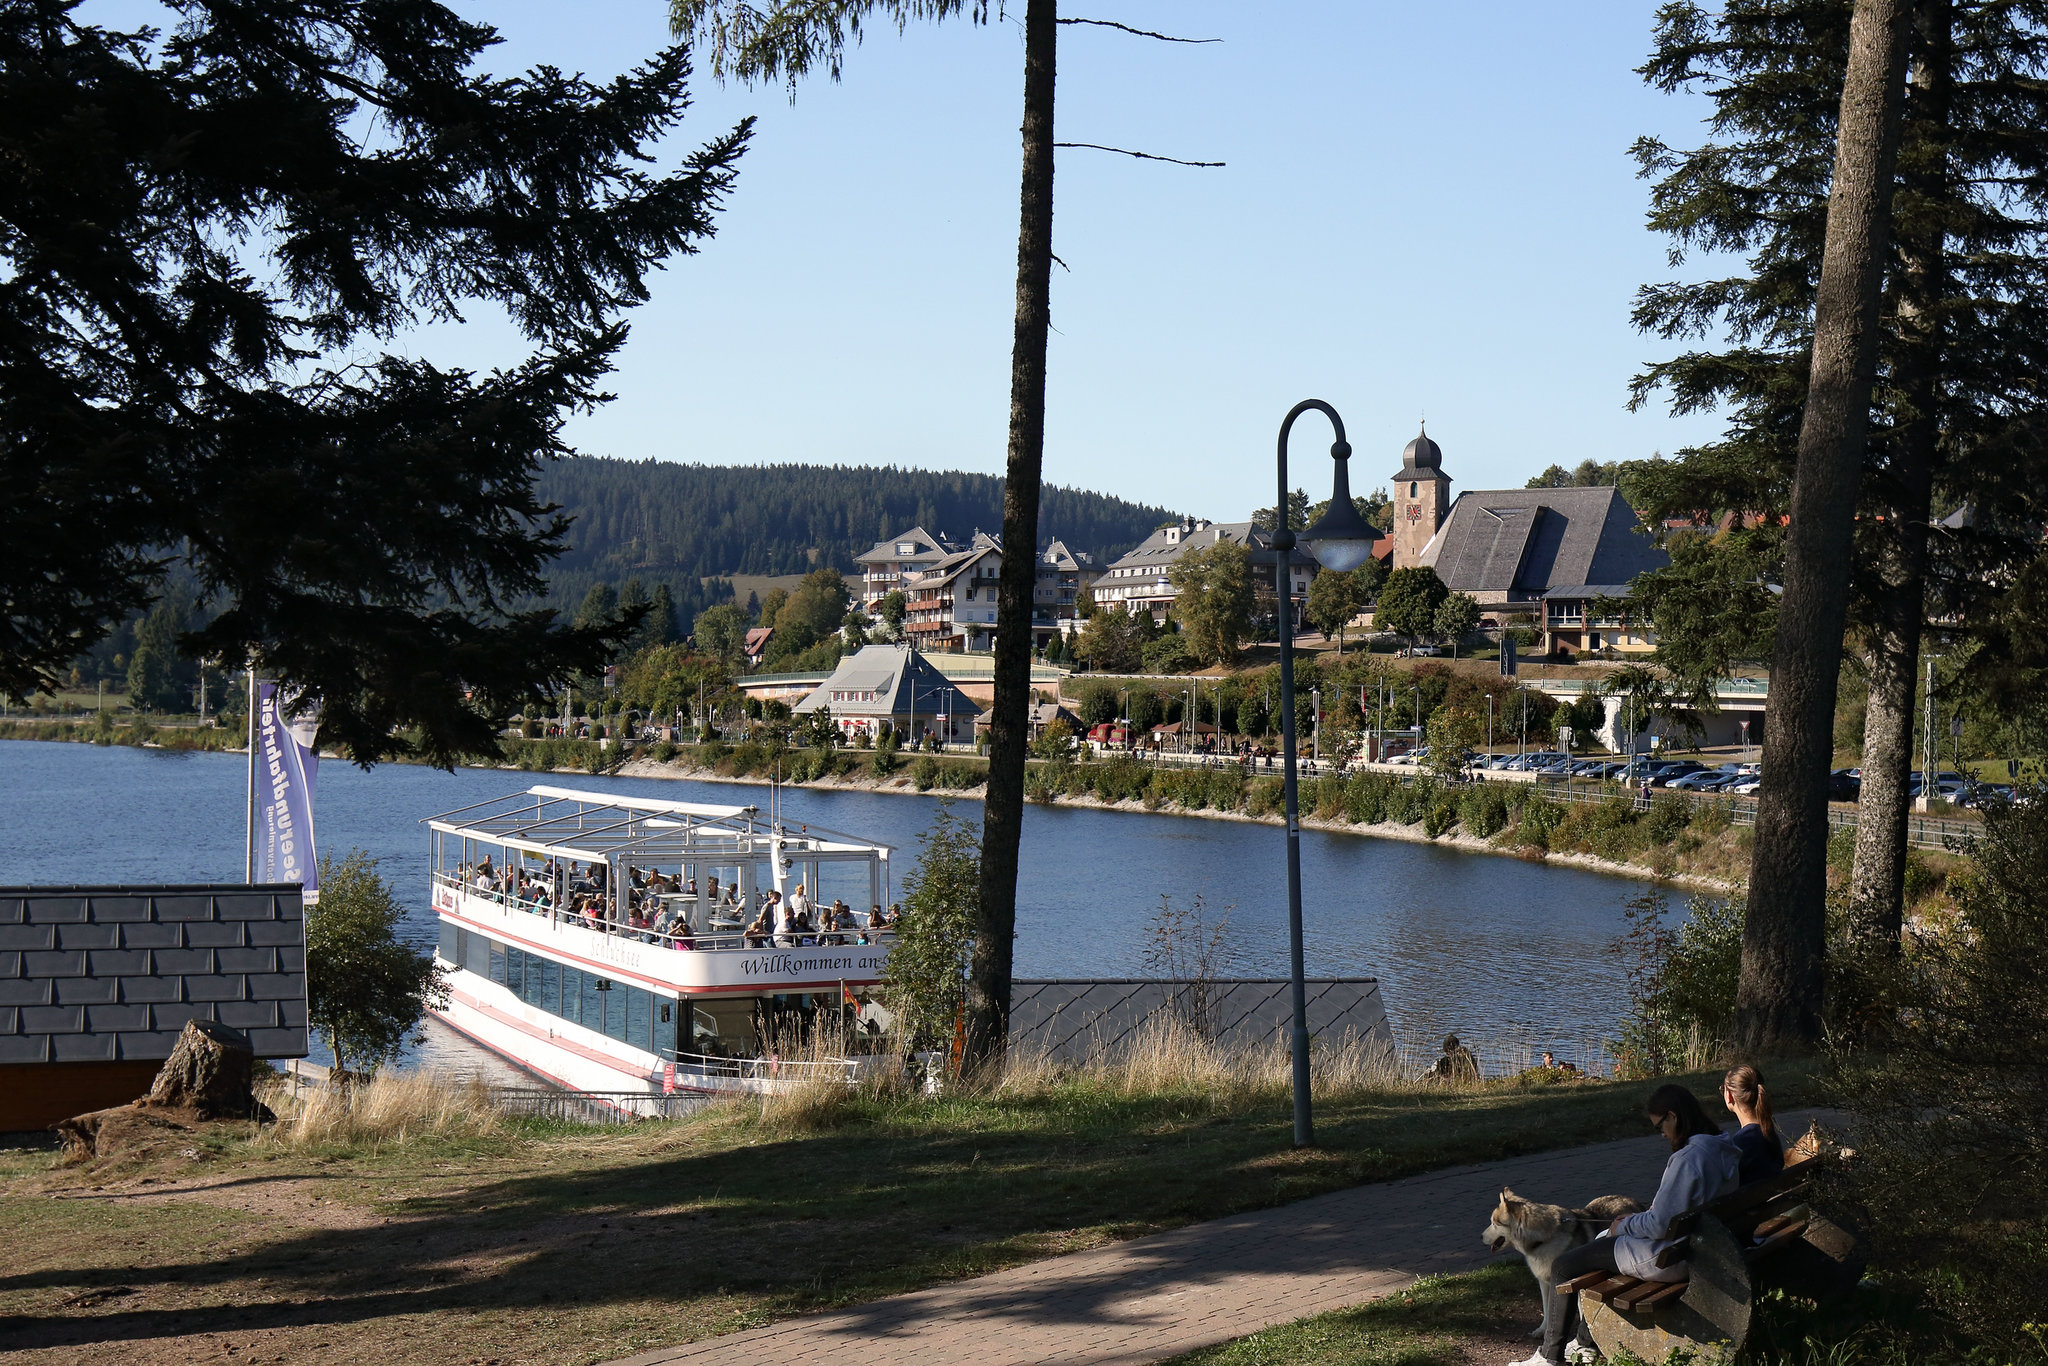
1302,438,1377,572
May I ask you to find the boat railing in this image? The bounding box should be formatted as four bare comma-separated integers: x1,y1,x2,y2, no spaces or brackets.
432,871,898,952
657,1048,864,1084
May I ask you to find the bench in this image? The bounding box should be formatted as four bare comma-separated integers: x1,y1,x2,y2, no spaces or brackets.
1556,1124,1863,1364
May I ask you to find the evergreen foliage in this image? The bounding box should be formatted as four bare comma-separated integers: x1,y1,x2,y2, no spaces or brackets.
1,1,751,764
534,457,1174,596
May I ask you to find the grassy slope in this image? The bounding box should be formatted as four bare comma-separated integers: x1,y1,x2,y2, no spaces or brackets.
0,1065,1814,1366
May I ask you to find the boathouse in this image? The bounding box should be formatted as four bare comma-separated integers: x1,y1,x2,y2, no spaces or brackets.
0,884,309,1130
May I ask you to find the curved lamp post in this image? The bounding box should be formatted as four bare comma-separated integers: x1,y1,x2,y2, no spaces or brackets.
1272,399,1376,1149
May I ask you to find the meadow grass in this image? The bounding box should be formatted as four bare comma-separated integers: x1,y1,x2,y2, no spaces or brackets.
0,1052,1818,1366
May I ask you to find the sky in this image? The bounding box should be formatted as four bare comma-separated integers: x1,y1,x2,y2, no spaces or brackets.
116,1,1747,522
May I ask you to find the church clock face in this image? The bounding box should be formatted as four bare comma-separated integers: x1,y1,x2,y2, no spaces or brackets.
1406,504,1422,522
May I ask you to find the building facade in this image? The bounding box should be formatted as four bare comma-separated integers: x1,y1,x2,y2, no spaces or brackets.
1032,538,1100,644
899,533,1004,653
1094,516,1319,625
854,526,961,614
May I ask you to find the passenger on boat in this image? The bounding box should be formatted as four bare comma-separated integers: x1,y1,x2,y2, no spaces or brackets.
773,894,799,948
744,897,776,948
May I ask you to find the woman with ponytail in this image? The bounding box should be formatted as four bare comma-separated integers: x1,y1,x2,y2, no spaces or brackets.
1721,1064,1784,1184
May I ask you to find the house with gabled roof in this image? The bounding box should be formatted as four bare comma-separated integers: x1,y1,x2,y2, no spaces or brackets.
854,526,961,613
793,644,981,746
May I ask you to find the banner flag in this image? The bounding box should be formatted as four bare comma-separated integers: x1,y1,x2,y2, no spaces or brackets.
255,681,321,900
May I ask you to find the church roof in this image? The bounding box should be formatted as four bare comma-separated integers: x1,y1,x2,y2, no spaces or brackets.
1419,487,1667,600
1391,424,1450,481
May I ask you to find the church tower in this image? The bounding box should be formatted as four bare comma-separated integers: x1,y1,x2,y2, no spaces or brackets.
1389,425,1452,569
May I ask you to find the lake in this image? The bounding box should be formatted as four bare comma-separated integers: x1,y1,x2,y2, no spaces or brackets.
0,739,1649,1071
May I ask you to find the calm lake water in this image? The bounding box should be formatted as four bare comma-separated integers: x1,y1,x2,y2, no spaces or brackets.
0,739,1647,1070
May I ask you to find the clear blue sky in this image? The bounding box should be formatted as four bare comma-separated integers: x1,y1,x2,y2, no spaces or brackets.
347,5,1746,519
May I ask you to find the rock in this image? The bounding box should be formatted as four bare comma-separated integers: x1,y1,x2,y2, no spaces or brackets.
144,1019,259,1119
53,1103,197,1163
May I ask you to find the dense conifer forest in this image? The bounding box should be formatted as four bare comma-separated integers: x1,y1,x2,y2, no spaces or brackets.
534,458,1179,612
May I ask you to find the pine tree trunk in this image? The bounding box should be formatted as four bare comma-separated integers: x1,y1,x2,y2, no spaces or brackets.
966,0,1055,1074
1737,0,1912,1053
1849,0,1948,955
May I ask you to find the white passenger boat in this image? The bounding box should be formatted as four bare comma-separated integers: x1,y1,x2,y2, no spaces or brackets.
424,785,896,1112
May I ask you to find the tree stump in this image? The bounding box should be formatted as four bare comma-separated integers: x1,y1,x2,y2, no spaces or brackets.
144,1019,259,1119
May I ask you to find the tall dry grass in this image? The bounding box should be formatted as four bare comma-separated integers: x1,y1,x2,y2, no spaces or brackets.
989,1014,1416,1107
257,1070,504,1148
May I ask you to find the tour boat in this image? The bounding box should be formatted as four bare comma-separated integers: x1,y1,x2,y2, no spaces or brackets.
424,785,896,1112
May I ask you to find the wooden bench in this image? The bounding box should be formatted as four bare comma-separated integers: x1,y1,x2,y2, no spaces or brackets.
1555,1125,1863,1364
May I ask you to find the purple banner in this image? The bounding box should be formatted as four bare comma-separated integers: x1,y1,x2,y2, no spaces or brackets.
255,681,320,898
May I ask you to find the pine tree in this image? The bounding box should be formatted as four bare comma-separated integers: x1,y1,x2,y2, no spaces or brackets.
0,1,752,765
1630,0,2048,987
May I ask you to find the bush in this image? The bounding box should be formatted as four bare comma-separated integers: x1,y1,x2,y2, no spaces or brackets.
1643,794,1691,846
1828,794,2048,1349
1458,782,1513,838
911,755,940,792
1607,887,1742,1078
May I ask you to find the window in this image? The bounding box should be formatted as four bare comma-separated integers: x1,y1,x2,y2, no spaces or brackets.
438,920,458,966
489,940,507,988
628,986,651,1052
540,957,560,1015
897,542,916,554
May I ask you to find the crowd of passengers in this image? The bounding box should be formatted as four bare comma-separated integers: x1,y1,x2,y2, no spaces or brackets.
451,856,896,950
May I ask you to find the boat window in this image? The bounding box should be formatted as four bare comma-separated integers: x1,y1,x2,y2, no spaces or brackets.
539,957,560,1016
580,971,603,1033
464,929,490,979
438,921,458,966
603,983,630,1044
627,986,651,1052
488,940,507,988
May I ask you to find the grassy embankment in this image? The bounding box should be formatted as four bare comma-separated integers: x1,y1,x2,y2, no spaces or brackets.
0,1055,1818,1366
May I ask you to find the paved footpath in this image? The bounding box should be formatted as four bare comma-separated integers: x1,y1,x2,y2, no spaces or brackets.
611,1109,1834,1366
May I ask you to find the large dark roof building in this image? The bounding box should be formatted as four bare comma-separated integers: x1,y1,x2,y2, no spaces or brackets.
1418,485,1668,606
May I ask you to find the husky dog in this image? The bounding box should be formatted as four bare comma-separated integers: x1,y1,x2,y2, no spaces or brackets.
1483,1187,1645,1344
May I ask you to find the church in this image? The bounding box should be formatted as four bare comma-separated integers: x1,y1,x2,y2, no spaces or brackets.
1383,428,1669,658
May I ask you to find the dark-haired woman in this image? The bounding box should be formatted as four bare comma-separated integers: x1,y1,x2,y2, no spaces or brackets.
1722,1064,1784,1184
1517,1084,1741,1366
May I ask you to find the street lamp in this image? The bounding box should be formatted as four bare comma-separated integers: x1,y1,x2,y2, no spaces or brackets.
1271,398,1374,1150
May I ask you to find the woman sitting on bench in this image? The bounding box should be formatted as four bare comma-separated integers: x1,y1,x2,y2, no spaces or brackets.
1525,1084,1740,1366
1722,1063,1784,1184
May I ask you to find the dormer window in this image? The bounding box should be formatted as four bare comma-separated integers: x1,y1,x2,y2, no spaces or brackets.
897,543,917,555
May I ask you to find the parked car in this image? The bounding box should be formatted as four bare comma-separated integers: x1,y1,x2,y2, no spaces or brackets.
1667,767,1733,792
1648,761,1708,787
1826,769,1861,802
1727,776,1764,794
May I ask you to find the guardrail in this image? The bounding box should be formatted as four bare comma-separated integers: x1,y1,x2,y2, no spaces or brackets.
1527,778,1981,852
490,1087,714,1124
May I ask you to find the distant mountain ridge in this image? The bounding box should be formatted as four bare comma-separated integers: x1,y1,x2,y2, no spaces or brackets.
536,458,1180,607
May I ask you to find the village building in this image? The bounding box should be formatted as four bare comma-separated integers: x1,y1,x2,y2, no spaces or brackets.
1093,516,1322,626
792,644,981,746
853,526,961,614
898,532,1004,653
1032,538,1100,644
1385,428,1669,659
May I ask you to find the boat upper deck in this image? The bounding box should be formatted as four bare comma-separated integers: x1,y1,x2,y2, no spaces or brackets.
425,785,897,994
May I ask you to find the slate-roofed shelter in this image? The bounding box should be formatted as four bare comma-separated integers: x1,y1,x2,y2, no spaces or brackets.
1417,485,1668,607
0,884,308,1130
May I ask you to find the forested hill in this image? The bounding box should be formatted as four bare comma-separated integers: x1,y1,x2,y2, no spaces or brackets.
536,458,1179,586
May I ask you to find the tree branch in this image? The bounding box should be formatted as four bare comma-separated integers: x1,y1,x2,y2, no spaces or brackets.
1057,17,1220,43
1055,142,1223,168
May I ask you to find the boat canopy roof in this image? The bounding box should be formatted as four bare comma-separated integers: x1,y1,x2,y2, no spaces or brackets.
423,785,892,866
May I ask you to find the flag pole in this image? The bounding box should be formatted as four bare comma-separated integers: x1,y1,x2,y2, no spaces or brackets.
245,669,256,882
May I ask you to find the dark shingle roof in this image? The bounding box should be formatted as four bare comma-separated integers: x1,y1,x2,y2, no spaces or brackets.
1421,487,1667,598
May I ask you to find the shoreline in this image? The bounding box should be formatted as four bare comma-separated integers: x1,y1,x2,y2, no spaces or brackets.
603,755,1740,896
